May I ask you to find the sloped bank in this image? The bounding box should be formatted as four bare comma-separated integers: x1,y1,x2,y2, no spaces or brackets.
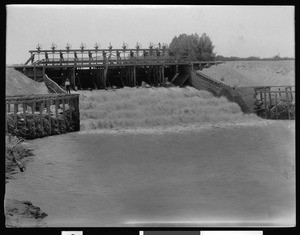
5,136,48,227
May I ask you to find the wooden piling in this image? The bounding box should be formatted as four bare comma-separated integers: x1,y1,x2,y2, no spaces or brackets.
46,99,51,134
7,103,11,113
259,90,263,102
133,66,136,87
14,103,18,130
23,103,27,126
69,98,73,123
72,67,76,88
40,101,44,130
42,66,45,79
264,88,267,118
275,93,278,119
62,98,66,127
162,66,165,85
32,100,36,138
268,88,272,107
33,66,37,81
55,99,59,119
286,90,290,120
104,67,108,89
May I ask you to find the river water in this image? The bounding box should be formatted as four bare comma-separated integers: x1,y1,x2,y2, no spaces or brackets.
5,87,295,227
5,120,295,227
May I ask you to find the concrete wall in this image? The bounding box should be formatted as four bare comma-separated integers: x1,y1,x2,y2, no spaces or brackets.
189,71,256,113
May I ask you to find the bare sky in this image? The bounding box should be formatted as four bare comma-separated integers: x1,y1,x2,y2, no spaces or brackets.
6,5,294,64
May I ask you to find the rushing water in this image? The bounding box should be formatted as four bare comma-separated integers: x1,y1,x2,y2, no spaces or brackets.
78,87,251,131
5,87,295,227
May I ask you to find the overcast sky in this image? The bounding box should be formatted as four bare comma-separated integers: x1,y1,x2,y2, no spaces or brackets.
6,5,294,64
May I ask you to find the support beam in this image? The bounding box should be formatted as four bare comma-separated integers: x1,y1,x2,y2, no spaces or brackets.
46,100,51,135
162,65,165,85
34,65,37,81
133,66,136,87
104,66,108,89
72,67,76,89
42,66,45,78
14,103,18,130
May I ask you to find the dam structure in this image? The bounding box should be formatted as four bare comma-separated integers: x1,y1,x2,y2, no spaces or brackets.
13,43,255,113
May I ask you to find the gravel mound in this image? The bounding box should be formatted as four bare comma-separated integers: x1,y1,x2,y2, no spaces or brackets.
6,68,48,96
201,60,295,87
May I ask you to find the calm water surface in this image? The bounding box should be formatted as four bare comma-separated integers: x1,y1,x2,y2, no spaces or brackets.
5,122,295,227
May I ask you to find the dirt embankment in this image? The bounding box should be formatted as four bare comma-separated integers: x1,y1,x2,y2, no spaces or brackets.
5,67,49,227
6,67,48,96
5,199,47,227
5,135,48,227
200,60,295,87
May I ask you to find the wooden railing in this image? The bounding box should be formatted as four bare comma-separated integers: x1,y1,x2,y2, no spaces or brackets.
43,74,67,93
254,86,295,119
6,94,80,139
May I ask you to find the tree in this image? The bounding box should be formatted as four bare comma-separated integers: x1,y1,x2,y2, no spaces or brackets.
169,33,215,61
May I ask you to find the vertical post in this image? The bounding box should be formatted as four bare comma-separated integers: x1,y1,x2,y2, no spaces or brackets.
55,99,59,119
75,95,79,131
14,103,18,130
40,100,44,132
286,90,290,120
264,88,267,118
286,87,292,102
69,98,73,123
259,90,262,101
268,88,272,108
55,98,59,132
278,88,281,97
133,66,136,87
162,65,165,86
104,67,107,89
6,103,12,143
43,66,45,79
34,65,36,81
62,98,66,128
32,101,36,114
275,93,278,120
73,67,76,90
47,99,52,135
7,103,11,142
23,102,27,126
32,100,36,138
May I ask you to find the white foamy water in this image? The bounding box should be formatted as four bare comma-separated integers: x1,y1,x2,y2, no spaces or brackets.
78,86,253,130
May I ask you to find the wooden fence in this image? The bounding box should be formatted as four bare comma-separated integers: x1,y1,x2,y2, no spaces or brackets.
254,86,295,119
5,93,80,139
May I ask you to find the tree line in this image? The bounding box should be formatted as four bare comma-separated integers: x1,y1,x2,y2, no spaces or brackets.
168,33,294,61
